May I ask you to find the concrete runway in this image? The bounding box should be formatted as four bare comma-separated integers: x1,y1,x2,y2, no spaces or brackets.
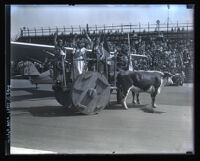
10,79,194,154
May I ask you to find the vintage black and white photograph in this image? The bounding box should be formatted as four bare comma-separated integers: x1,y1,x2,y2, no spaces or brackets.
10,4,194,154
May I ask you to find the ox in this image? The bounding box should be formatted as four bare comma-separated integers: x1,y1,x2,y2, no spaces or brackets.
116,70,172,109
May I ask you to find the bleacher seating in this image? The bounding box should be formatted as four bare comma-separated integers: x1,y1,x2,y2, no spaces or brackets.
15,27,194,83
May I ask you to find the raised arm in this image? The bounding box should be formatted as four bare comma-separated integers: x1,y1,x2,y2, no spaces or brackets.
54,31,58,46
86,33,92,44
84,29,93,47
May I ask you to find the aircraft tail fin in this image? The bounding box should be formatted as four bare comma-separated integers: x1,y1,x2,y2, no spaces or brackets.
23,61,40,76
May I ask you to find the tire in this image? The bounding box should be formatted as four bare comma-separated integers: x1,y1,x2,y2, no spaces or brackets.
54,86,72,107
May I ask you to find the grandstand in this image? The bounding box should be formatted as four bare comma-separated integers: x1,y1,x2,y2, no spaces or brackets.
13,22,194,83
16,22,193,42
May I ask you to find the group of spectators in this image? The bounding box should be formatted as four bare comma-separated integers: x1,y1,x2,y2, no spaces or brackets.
56,31,193,75
17,29,193,76
128,35,193,74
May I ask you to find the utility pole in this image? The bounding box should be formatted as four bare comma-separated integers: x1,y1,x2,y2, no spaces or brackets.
167,5,170,38
128,33,133,71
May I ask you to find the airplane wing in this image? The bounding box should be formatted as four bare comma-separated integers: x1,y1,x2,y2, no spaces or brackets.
11,41,56,63
11,41,101,63
11,41,145,63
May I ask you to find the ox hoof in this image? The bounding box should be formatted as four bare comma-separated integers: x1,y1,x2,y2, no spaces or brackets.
137,101,140,105
121,104,128,110
152,104,158,108
132,101,136,104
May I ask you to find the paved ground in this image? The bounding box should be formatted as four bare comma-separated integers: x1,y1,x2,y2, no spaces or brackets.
10,79,194,154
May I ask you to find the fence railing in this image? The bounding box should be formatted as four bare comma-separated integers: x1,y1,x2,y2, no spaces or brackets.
19,22,193,37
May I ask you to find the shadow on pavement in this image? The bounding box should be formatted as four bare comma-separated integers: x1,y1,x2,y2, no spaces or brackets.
106,101,165,114
106,101,149,110
11,88,54,102
11,106,84,117
140,106,166,114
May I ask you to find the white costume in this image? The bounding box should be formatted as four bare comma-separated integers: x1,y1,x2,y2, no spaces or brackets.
73,47,87,79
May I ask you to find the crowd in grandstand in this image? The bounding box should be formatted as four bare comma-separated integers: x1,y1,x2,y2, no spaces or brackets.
16,28,193,76
58,31,193,75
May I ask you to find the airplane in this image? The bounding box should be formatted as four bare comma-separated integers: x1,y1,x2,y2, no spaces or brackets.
12,61,54,88
11,41,74,88
11,41,148,88
23,61,53,86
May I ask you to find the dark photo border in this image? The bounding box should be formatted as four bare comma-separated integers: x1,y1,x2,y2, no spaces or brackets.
1,0,199,161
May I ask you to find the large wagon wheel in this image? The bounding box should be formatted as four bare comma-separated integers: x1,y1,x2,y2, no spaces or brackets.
53,82,72,107
72,71,110,115
54,88,72,107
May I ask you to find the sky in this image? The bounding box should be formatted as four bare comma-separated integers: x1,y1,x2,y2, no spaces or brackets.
10,4,194,39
